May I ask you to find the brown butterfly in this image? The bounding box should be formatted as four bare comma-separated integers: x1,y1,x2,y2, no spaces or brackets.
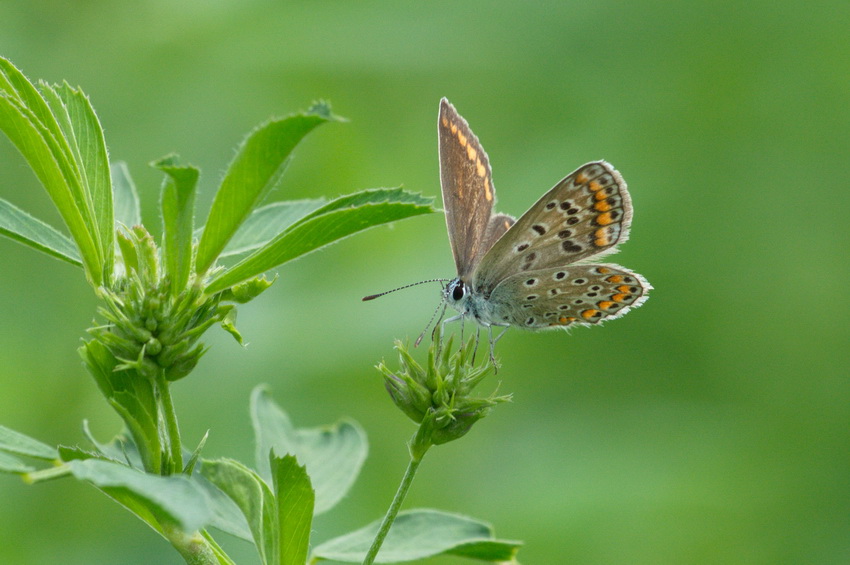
365,99,650,350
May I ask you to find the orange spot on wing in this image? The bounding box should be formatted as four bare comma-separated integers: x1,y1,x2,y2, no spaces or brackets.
575,173,588,184
594,200,611,212
467,145,478,161
581,309,599,319
441,117,449,127
617,285,632,293
606,275,624,283
451,123,458,134
484,177,493,201
588,180,602,192
594,228,610,246
596,212,613,226
612,293,628,302
458,132,467,147
476,159,486,177
594,190,608,201
597,301,615,310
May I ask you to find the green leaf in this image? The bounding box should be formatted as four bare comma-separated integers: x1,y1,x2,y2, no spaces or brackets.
200,458,276,563
112,161,141,228
250,387,367,515
0,91,101,283
0,198,82,266
205,188,434,294
0,424,59,460
0,451,35,473
218,305,244,345
67,458,214,534
195,106,335,276
219,275,276,304
219,199,326,257
52,82,114,280
193,472,252,542
312,509,522,563
0,58,64,145
271,454,314,565
183,430,208,475
78,341,160,471
154,155,199,294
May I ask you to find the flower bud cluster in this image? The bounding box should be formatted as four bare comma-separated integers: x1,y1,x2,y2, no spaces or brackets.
379,330,511,447
88,226,231,382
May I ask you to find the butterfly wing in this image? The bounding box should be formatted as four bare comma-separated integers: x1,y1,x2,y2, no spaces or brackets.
473,161,633,295
439,98,500,280
486,263,651,329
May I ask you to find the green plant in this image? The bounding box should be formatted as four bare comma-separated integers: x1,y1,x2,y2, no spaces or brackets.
0,57,520,564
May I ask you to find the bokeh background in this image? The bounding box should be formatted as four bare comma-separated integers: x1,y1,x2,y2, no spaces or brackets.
1,2,848,564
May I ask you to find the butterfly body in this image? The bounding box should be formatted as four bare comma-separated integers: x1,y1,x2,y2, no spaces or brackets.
438,98,650,333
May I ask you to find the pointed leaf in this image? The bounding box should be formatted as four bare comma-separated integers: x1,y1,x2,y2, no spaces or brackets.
194,472,253,541
195,105,335,275
312,509,522,563
155,155,199,294
0,452,36,474
218,199,326,257
0,198,81,265
0,58,64,144
205,188,433,293
0,92,101,283
251,387,367,515
53,82,113,279
200,458,275,562
67,458,214,534
81,421,144,466
112,161,141,228
183,431,208,475
272,454,314,565
219,275,275,304
0,424,59,460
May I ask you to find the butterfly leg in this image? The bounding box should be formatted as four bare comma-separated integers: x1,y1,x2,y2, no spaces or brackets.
486,325,498,371
470,325,481,364
438,312,464,356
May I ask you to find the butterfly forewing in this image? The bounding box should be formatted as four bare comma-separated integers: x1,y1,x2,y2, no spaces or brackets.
473,161,633,295
481,213,516,253
439,98,498,280
487,264,650,329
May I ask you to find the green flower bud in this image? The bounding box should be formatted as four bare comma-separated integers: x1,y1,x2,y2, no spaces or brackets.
377,332,511,448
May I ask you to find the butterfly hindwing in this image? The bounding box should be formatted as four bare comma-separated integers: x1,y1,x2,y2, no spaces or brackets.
439,98,498,280
473,161,633,295
486,264,651,329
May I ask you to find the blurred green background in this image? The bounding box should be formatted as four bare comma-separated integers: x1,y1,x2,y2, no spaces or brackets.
1,1,847,563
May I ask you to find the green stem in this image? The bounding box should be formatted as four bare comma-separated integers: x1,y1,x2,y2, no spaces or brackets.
162,524,220,565
200,530,237,565
157,370,183,473
362,429,431,565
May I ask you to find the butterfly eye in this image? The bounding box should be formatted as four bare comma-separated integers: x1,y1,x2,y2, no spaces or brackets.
452,282,465,301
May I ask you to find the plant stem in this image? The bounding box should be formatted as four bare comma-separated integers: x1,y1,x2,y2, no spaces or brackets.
200,530,237,565
162,524,220,565
362,430,431,565
157,370,183,473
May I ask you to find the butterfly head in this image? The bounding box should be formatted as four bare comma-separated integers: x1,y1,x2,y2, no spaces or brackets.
443,277,470,311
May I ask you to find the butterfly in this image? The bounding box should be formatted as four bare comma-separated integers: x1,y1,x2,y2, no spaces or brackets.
364,99,650,352
436,98,650,339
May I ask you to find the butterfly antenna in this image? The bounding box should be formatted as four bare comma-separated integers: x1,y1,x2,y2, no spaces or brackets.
416,301,447,347
362,279,450,301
